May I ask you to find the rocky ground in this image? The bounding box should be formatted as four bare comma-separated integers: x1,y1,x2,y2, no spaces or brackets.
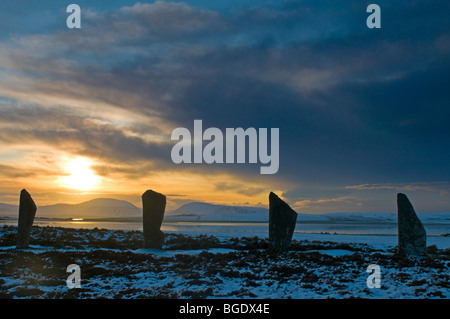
0,225,449,299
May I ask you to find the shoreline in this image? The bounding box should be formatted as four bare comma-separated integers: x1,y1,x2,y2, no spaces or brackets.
2,220,449,249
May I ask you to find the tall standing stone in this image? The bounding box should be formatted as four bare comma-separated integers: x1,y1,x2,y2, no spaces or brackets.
16,189,37,249
269,192,298,251
142,189,166,249
397,193,427,256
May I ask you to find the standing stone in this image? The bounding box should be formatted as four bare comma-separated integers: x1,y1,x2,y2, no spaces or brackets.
142,189,166,249
269,192,298,251
397,193,427,256
16,189,37,249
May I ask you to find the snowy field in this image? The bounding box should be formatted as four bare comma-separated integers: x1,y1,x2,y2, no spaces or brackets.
0,225,449,299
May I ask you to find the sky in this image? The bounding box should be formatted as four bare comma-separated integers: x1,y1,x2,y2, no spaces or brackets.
0,0,449,213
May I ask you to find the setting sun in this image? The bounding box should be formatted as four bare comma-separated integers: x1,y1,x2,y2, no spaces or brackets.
61,158,100,191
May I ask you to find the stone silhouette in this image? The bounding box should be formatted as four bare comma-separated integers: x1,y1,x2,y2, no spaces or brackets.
142,189,166,249
397,193,427,256
16,189,37,249
268,192,298,251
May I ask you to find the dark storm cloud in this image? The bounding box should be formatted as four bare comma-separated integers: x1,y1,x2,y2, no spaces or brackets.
155,0,450,185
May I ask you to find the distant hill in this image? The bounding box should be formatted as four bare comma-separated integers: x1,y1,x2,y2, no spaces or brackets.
165,202,269,222
0,203,18,217
164,202,344,223
0,198,141,219
1,198,449,224
165,202,450,224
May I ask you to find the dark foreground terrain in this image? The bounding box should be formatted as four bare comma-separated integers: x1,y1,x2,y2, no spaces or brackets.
0,225,449,299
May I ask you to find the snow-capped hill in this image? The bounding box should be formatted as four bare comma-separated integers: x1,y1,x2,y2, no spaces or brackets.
165,202,269,222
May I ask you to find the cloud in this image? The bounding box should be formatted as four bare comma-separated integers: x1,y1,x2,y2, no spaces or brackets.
0,164,39,179
0,104,173,164
293,196,353,208
346,182,450,195
119,1,225,36
214,181,267,197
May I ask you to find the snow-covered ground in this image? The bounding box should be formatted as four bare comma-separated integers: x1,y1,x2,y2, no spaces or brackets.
0,225,449,299
0,243,447,299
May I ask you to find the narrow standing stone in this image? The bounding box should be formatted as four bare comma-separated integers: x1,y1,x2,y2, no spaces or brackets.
269,192,298,251
142,189,166,249
16,189,37,249
397,193,427,256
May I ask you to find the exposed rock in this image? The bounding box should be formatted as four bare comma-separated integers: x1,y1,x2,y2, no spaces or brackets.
142,189,166,249
268,192,298,251
16,189,37,249
397,193,427,256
